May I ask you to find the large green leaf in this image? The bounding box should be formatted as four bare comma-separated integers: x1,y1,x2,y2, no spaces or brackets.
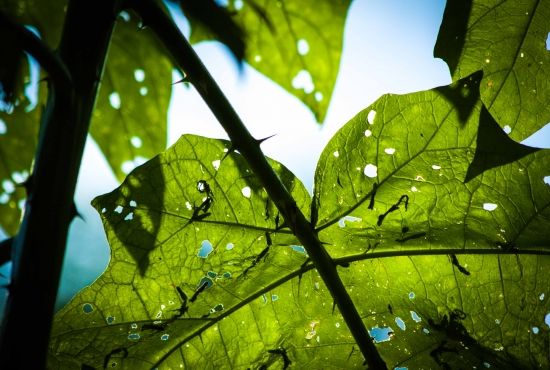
90,11,172,181
188,0,351,123
313,73,550,367
0,0,66,235
50,75,550,368
435,0,550,140
49,134,312,368
0,95,37,235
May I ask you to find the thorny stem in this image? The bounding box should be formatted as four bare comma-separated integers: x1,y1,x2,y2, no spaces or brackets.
130,1,387,368
0,2,116,368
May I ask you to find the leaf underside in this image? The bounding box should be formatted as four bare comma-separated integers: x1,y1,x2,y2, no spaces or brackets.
435,0,550,141
50,74,550,369
188,0,351,123
89,10,172,181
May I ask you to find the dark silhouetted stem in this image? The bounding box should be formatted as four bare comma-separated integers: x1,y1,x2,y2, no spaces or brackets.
131,1,387,368
0,2,116,368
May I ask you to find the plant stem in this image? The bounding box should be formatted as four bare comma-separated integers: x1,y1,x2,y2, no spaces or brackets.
0,2,116,367
131,1,387,368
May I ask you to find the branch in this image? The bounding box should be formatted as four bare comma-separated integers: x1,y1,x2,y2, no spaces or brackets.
0,11,72,94
130,1,387,368
0,2,116,368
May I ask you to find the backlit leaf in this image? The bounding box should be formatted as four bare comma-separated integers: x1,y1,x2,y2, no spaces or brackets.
435,0,550,140
51,75,550,368
188,0,351,123
89,11,172,181
314,72,550,367
49,135,312,368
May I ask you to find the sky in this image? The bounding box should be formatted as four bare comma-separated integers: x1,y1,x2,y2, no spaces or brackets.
2,0,549,309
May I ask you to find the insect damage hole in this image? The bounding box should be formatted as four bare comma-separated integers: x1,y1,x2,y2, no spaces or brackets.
483,203,498,211
367,110,376,125
241,186,251,198
364,164,377,178
197,240,214,258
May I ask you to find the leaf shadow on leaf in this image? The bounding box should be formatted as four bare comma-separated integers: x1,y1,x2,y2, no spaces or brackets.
93,156,165,276
436,70,481,125
464,106,539,182
424,308,523,370
434,0,473,75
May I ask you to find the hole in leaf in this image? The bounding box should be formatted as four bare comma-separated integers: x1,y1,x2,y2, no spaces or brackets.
234,0,243,10
82,303,94,314
106,316,115,324
544,176,550,185
241,186,251,198
124,212,134,221
483,203,498,211
532,326,539,334
129,200,137,207
546,32,550,50
369,327,394,343
130,136,142,148
139,87,148,96
545,313,550,328
134,69,145,82
127,333,140,340
271,294,279,301
222,272,231,279
212,160,221,170
290,245,306,254
395,317,406,331
410,311,421,322
291,70,314,94
540,293,545,301
0,119,7,135
0,194,8,204
197,240,214,258
254,55,262,62
333,151,339,157
118,11,130,21
367,110,376,125
314,91,323,101
210,303,224,313
503,125,512,134
2,180,14,194
109,92,121,109
338,215,362,228
364,164,377,178
365,129,372,137
410,186,418,192
431,164,441,170
114,205,123,214
225,243,234,250
384,148,396,155
161,334,169,341
297,39,309,55
207,271,217,278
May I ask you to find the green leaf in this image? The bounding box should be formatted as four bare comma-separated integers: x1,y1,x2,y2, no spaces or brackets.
435,0,550,140
89,11,172,181
49,134,312,368
0,95,38,235
188,0,351,123
177,0,245,63
313,73,550,367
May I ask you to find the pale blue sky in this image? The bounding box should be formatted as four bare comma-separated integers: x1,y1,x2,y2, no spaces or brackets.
4,0,548,308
